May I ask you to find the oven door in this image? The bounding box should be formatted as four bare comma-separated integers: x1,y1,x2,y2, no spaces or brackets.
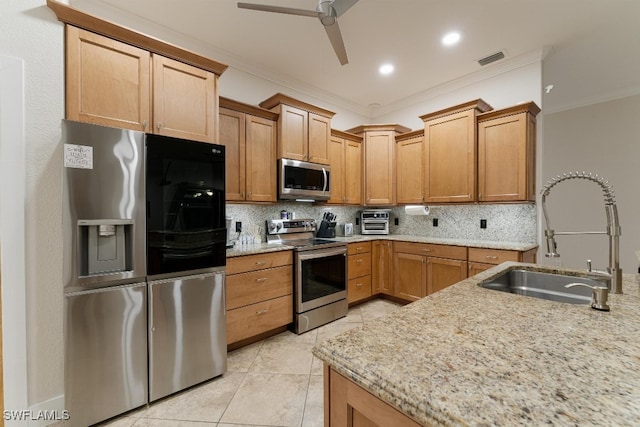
146,134,226,277
295,245,347,313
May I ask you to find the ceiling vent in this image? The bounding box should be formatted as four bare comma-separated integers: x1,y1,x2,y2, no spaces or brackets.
478,51,505,66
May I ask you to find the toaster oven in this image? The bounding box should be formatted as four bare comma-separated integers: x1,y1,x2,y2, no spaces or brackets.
360,210,390,235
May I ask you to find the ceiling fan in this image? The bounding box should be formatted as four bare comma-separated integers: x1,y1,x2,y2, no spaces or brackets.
237,0,359,65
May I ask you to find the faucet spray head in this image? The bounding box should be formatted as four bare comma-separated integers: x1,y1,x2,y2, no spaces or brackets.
545,229,560,258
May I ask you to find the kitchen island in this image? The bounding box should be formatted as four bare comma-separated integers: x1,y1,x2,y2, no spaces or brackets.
313,262,640,426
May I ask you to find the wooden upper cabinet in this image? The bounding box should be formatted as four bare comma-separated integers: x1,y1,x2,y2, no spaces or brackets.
421,100,492,203
328,130,362,205
153,55,218,143
308,113,331,164
260,93,335,165
64,17,226,143
344,138,363,205
219,97,278,202
66,26,151,131
477,102,540,202
395,129,425,204
245,114,277,202
278,104,308,161
348,124,410,206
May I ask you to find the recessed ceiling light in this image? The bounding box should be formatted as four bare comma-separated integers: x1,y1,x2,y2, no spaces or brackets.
442,31,461,47
379,63,394,75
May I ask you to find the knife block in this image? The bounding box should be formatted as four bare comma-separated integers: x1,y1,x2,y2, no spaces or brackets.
316,220,336,238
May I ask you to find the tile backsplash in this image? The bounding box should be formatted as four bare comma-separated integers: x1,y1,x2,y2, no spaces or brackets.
226,202,536,244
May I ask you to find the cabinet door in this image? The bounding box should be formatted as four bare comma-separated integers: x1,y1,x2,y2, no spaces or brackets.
153,55,217,143
308,113,331,164
364,131,395,205
372,241,393,295
245,115,277,202
468,262,494,277
393,251,426,301
396,135,424,204
219,108,246,201
424,109,476,202
278,105,308,161
344,139,363,205
327,135,345,204
478,111,534,201
66,26,151,131
427,257,467,295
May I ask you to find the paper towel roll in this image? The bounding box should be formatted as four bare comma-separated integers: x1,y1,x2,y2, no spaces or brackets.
405,205,430,216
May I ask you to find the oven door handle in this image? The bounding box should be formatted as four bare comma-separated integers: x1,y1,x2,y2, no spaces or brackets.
296,245,347,261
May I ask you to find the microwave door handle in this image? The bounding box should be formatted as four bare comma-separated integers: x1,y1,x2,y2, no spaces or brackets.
322,168,328,193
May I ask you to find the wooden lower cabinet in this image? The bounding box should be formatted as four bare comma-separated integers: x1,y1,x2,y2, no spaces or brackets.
393,242,467,302
226,251,293,345
372,241,393,295
347,242,372,304
427,257,467,294
325,365,422,427
467,247,537,276
393,251,426,302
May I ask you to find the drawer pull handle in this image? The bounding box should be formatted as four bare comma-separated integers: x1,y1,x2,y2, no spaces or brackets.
255,277,268,283
356,246,363,250
256,308,269,315
356,259,363,264
255,261,267,266
485,255,499,260
356,283,363,287
422,248,432,252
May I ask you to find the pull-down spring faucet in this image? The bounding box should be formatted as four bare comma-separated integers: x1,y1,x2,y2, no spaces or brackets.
541,171,623,294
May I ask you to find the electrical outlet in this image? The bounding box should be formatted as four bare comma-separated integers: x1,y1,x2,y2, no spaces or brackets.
480,219,487,229
432,218,438,227
235,221,242,232
394,218,399,226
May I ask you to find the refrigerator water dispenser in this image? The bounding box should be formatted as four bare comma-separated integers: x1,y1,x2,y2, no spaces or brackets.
79,219,134,276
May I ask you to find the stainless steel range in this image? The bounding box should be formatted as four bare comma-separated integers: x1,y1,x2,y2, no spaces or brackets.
266,219,348,334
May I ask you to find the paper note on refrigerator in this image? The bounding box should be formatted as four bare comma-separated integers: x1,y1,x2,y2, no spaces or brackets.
64,143,93,169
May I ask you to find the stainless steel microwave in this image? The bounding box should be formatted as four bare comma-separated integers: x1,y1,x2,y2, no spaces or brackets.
279,158,331,201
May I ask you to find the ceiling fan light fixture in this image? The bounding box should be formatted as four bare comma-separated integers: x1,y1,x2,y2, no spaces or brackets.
317,1,337,26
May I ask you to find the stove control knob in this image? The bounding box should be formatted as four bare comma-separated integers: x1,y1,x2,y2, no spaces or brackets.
276,223,282,231
268,222,276,233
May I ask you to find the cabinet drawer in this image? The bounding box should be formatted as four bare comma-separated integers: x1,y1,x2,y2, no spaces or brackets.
468,248,519,265
226,295,293,344
347,241,372,255
227,250,293,275
226,266,292,310
393,242,467,260
348,253,372,279
348,275,372,304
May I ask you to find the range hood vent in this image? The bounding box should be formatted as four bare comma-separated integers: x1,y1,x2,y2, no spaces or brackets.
478,51,505,66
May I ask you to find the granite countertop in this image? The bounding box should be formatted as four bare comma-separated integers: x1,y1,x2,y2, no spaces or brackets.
312,262,640,426
227,235,537,257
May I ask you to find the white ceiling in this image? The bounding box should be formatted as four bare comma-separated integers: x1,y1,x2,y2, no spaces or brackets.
70,0,640,117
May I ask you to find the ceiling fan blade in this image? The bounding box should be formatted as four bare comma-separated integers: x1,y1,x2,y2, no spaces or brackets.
237,2,319,18
324,21,349,65
330,0,359,17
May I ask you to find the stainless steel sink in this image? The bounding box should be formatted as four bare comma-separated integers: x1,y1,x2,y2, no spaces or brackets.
479,269,604,305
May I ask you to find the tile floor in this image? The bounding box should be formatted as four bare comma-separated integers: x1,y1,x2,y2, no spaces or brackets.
96,299,401,427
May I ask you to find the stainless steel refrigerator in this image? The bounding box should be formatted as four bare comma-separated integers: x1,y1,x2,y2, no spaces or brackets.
62,120,227,426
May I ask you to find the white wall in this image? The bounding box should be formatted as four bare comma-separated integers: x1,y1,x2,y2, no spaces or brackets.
0,0,66,414
540,94,640,273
